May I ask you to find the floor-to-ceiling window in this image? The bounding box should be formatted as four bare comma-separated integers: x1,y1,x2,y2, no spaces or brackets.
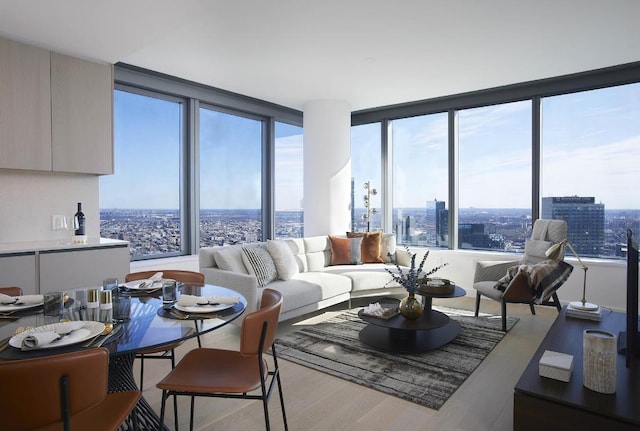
199,108,263,246
351,123,382,232
274,122,304,239
457,100,532,252
100,89,184,260
100,65,302,261
541,83,640,258
391,114,448,246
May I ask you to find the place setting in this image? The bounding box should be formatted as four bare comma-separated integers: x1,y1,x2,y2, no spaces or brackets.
158,293,244,320
0,293,45,319
118,272,165,295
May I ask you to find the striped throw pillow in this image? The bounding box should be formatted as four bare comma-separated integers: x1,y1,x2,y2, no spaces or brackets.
241,246,278,287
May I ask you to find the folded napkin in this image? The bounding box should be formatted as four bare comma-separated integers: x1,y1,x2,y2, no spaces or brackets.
0,294,43,305
177,294,241,307
0,293,16,304
130,272,164,288
21,321,88,350
15,295,44,305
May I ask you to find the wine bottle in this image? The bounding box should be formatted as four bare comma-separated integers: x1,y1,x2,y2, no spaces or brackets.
74,202,85,236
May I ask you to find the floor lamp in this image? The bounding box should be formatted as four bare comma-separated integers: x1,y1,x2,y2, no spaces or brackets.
546,239,598,311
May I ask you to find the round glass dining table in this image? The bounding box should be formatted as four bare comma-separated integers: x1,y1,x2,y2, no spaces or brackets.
0,283,247,431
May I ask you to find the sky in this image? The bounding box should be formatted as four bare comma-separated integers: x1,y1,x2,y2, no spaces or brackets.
101,83,640,211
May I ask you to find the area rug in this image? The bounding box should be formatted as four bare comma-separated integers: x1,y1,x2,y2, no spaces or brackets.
274,306,517,410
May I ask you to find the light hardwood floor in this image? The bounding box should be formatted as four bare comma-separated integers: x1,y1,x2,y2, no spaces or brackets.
139,296,558,431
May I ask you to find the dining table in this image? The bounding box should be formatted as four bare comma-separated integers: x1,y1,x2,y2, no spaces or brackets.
0,282,247,431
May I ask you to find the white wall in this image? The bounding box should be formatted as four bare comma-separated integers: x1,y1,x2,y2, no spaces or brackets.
0,170,99,243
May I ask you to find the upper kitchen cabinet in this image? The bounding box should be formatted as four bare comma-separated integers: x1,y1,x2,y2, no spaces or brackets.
51,52,114,174
0,38,52,171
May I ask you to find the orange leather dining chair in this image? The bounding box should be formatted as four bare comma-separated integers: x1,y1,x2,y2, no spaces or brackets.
0,286,24,296
0,348,140,431
124,270,206,391
157,288,288,431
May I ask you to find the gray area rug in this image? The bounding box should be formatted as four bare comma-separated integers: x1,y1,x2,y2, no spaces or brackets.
274,306,518,410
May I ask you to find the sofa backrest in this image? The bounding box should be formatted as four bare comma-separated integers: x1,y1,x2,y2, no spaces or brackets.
200,233,398,273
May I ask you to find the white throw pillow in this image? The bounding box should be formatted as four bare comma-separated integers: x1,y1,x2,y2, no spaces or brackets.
241,246,278,287
266,239,299,280
212,245,249,274
380,233,397,263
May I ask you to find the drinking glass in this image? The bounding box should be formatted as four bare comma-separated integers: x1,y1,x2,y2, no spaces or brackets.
162,280,177,304
113,294,131,322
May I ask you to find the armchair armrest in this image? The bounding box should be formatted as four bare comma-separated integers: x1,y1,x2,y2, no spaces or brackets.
473,260,518,283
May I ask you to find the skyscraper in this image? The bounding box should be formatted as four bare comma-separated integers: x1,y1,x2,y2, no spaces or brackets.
426,199,448,247
541,196,605,257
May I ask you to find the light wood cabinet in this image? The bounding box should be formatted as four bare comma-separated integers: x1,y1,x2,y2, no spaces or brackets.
39,245,129,293
0,253,38,294
0,38,52,171
51,52,114,174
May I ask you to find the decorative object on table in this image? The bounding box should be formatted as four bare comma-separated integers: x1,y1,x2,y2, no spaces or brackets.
99,290,113,323
546,237,599,313
362,180,377,232
360,302,399,319
583,329,617,394
418,277,455,294
538,350,574,382
274,307,518,411
386,246,448,319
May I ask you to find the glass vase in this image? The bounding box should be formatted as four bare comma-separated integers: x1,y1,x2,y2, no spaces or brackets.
399,292,422,320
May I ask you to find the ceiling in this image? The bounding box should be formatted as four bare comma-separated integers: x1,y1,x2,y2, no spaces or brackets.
1,0,639,112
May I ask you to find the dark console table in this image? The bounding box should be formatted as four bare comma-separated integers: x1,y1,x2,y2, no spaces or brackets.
514,307,640,430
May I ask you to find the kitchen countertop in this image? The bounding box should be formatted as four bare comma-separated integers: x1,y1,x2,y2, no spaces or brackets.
0,238,128,255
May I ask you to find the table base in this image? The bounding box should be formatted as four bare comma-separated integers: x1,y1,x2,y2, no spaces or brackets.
359,318,460,353
109,353,169,431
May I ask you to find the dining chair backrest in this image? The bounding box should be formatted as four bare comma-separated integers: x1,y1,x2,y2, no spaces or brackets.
0,286,23,296
240,288,282,356
0,348,110,431
125,270,205,285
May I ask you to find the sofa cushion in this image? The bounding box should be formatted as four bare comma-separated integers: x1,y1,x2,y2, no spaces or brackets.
241,246,278,287
266,239,299,280
304,236,332,271
323,263,402,291
347,231,384,263
266,272,352,314
329,236,363,265
212,245,249,274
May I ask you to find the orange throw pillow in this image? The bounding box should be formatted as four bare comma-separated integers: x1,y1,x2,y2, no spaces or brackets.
346,231,384,263
329,236,363,265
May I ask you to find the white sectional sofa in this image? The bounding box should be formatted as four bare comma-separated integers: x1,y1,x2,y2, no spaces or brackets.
199,233,410,323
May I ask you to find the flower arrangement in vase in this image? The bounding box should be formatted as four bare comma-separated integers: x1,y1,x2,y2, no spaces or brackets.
386,246,448,319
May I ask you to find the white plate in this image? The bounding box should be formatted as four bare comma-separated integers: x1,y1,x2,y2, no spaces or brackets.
174,303,234,314
123,280,162,290
9,321,106,350
0,301,43,313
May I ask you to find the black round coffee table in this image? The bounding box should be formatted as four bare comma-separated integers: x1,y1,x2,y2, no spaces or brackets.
358,285,466,353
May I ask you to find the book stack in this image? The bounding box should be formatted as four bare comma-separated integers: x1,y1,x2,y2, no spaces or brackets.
566,303,602,321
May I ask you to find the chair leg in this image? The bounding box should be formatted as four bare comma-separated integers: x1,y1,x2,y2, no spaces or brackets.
139,354,145,391
474,292,481,317
193,320,202,347
529,303,536,315
552,292,562,312
190,395,195,431
159,390,168,431
501,301,507,332
276,371,288,431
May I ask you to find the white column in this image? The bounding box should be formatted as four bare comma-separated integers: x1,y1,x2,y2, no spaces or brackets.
303,100,351,236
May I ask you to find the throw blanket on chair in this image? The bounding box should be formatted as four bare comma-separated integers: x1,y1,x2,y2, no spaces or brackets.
495,259,573,303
